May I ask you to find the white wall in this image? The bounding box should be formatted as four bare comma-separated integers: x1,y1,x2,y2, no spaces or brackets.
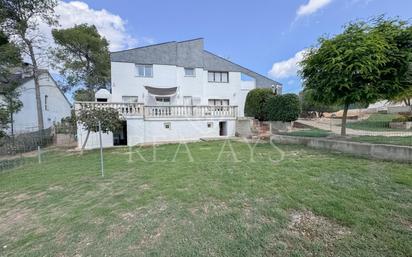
3,73,71,134
77,124,114,149
111,62,256,116
78,118,236,149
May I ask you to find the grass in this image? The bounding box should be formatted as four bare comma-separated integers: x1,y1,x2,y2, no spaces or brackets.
350,135,412,146
284,128,412,146
283,128,332,138
346,113,407,131
0,141,411,257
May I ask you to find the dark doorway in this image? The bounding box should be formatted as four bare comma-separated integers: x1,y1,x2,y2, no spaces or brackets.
113,121,127,146
219,121,227,136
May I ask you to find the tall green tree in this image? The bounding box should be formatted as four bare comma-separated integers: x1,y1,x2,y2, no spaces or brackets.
0,0,57,131
51,24,111,100
0,31,23,137
373,18,412,106
300,19,411,136
0,84,23,136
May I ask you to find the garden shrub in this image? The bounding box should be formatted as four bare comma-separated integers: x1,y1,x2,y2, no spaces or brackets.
244,88,273,121
392,115,412,122
265,94,301,122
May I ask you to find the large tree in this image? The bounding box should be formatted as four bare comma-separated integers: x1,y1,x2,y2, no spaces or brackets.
0,31,23,137
300,19,412,136
51,24,111,100
0,0,57,131
373,18,412,107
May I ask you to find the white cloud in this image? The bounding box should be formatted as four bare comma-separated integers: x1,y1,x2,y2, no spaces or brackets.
296,0,333,17
268,50,307,79
37,0,138,54
53,1,138,51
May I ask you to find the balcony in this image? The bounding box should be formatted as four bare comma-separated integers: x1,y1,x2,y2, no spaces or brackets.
75,102,238,119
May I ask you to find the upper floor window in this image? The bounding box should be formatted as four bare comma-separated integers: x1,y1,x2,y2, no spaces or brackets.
122,96,139,103
208,71,229,83
136,64,153,77
155,97,170,105
184,68,195,77
208,99,229,106
44,95,48,110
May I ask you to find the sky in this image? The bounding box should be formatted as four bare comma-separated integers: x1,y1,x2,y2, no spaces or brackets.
46,0,412,93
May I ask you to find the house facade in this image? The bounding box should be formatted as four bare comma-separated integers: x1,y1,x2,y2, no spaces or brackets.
1,66,71,134
76,38,281,149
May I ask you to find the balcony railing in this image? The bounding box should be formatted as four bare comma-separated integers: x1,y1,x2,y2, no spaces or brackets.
75,102,238,118
75,102,144,116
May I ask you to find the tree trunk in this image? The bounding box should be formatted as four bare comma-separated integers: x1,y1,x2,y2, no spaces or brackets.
340,103,350,136
81,130,90,150
10,111,14,137
26,40,44,131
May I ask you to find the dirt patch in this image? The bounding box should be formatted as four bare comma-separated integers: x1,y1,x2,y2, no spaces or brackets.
13,193,31,202
288,210,351,243
0,207,32,237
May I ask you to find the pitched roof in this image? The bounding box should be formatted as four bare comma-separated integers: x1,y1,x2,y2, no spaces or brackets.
0,69,71,106
111,38,281,88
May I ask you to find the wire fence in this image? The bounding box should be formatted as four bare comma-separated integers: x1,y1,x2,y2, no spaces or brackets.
0,126,77,172
276,110,412,146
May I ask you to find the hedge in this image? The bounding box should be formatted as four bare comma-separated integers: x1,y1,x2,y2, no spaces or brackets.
244,88,273,121
265,94,301,122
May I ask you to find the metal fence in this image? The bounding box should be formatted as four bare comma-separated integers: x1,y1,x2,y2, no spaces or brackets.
276,110,412,146
0,126,78,172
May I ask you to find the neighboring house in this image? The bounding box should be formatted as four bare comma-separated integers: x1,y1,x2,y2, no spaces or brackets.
0,65,71,134
76,38,281,149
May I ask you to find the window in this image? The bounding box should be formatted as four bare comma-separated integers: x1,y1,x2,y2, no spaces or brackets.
208,71,229,83
184,68,195,77
207,122,213,128
44,95,48,110
208,99,229,106
136,64,153,77
155,97,170,105
122,96,139,103
164,122,171,129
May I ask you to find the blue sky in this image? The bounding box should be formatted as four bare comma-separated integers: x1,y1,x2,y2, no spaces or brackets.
55,0,412,93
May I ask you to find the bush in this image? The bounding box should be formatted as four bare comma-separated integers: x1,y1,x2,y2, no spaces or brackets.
392,115,412,122
244,88,273,121
265,94,301,122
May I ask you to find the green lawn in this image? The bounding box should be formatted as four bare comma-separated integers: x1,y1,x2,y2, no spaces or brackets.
346,113,406,131
0,141,411,257
349,135,412,146
284,128,412,146
283,128,332,138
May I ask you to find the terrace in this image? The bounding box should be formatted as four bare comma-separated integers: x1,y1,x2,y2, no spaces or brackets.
74,102,238,119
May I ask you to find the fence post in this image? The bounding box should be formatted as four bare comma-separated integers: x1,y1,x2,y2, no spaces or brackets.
38,146,41,164
98,121,104,177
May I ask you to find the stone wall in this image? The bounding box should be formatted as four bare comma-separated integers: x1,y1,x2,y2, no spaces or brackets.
271,135,412,163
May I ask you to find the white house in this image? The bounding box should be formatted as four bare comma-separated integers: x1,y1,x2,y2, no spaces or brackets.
76,38,281,149
1,65,72,134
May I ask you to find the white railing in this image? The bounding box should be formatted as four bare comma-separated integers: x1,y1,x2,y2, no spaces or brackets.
75,102,144,116
144,105,238,118
75,102,238,118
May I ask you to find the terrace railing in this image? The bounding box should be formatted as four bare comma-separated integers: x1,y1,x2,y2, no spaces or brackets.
75,102,144,116
75,102,238,118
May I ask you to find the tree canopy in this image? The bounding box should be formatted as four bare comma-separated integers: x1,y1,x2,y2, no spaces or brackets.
0,31,23,137
244,88,274,121
300,17,412,135
265,94,301,122
76,108,123,149
0,0,58,130
51,24,111,98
